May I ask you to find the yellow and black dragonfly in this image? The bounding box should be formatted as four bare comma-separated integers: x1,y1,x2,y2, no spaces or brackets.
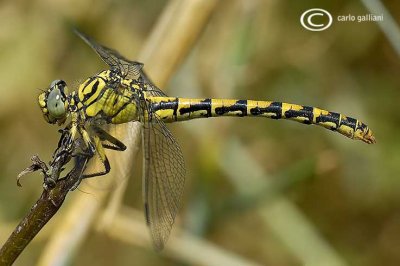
36,30,376,250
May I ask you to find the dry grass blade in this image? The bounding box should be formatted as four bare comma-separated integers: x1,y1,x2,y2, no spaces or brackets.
361,0,400,56
102,207,262,266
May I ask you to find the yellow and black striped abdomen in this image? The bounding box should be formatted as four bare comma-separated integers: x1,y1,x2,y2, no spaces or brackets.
149,97,375,144
76,74,139,124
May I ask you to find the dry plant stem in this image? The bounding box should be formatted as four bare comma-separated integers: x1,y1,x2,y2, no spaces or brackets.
0,155,88,266
140,0,219,85
361,0,400,56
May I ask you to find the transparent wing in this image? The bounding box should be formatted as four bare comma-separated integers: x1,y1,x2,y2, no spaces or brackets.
139,71,168,97
141,107,185,250
75,29,168,97
74,29,144,79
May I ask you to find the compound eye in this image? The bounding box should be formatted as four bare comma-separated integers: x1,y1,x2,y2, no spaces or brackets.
47,85,66,119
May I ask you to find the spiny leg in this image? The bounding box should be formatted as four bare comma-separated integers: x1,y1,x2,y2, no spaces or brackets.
92,126,127,151
71,135,111,190
79,126,96,155
71,127,127,189
81,135,111,179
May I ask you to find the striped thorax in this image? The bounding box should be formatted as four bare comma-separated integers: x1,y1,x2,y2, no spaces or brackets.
38,69,142,127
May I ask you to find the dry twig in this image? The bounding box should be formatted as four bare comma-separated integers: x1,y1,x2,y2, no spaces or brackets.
0,148,88,265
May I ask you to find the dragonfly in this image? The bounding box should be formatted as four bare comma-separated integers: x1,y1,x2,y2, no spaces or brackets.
36,30,376,250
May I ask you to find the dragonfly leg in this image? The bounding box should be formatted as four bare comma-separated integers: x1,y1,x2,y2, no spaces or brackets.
65,124,78,154
38,128,75,189
70,141,111,190
80,136,111,179
79,127,96,155
81,158,110,179
68,128,125,188
64,113,81,153
92,126,127,151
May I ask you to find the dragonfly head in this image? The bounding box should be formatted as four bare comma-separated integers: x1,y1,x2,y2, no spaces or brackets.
38,80,69,125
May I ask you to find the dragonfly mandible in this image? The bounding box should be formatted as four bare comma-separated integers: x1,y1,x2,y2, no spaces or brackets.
36,30,376,250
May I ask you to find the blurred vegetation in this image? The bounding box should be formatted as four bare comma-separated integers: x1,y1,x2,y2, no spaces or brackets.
0,0,399,265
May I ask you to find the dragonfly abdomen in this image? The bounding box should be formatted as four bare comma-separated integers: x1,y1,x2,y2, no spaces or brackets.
149,97,375,144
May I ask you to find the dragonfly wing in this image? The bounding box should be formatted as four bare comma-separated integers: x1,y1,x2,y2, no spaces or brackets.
139,71,168,97
142,110,185,250
74,29,144,79
143,83,168,97
75,29,168,97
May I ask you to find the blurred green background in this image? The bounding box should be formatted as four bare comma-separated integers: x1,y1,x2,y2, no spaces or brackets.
0,0,399,265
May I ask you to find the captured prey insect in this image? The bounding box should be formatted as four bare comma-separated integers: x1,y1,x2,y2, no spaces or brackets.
36,30,376,250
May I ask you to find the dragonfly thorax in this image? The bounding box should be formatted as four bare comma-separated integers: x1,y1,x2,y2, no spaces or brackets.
38,79,70,125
